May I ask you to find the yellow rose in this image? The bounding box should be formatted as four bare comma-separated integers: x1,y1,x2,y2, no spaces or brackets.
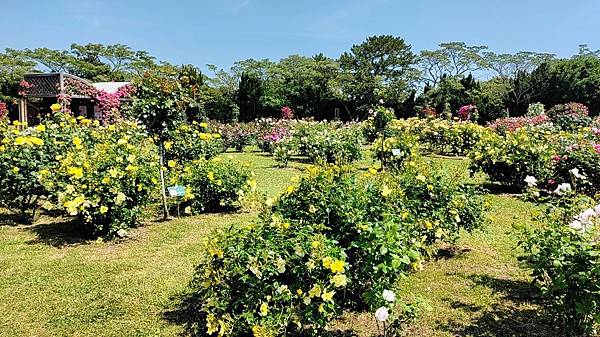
50,103,62,112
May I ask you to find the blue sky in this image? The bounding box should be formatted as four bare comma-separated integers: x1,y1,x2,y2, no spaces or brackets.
2,0,600,72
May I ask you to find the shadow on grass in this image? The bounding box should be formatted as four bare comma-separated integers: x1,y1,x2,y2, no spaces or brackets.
25,218,92,248
435,245,472,261
482,182,523,196
0,212,31,226
438,273,556,337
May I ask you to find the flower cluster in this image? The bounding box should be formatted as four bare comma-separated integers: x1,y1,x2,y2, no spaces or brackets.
458,104,477,121
487,114,550,134
280,106,294,119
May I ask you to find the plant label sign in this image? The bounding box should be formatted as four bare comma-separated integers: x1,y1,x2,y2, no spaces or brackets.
168,186,186,197
391,149,403,157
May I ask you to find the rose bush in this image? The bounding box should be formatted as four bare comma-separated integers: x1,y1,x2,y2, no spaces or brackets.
41,121,159,238
0,114,89,220
170,157,254,214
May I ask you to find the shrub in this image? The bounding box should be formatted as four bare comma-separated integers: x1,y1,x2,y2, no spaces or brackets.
547,103,591,131
41,121,159,238
373,133,421,170
551,135,600,195
173,158,254,214
188,217,348,336
387,118,492,156
214,122,256,152
487,115,550,135
469,128,555,190
271,164,487,308
165,121,224,162
0,114,87,220
273,121,364,166
526,102,546,117
520,196,600,336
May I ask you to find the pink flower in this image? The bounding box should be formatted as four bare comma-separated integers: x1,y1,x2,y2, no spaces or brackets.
594,143,600,154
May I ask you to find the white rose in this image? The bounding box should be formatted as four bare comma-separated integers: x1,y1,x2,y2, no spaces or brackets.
382,290,396,303
375,307,389,322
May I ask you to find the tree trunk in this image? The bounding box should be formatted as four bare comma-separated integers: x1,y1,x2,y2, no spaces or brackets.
158,140,170,220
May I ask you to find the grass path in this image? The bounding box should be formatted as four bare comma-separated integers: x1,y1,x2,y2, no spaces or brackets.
0,152,547,337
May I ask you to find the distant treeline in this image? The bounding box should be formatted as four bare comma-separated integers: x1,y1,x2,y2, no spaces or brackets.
2,38,600,123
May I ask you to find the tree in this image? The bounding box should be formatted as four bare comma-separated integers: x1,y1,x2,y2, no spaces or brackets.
266,54,341,119
419,42,488,86
0,49,35,102
130,64,198,219
479,51,554,116
17,44,158,82
237,71,264,121
525,55,600,115
340,35,418,117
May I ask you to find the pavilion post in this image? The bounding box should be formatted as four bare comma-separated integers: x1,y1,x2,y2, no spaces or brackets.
18,98,28,126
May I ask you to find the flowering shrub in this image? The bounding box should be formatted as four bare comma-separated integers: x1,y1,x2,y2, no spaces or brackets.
373,133,421,170
469,128,555,190
520,196,600,336
280,106,294,119
271,164,487,308
458,104,478,121
171,157,254,214
487,114,550,134
269,121,364,167
0,114,87,220
551,135,600,195
547,103,591,131
164,121,224,162
0,102,7,120
526,102,545,117
387,118,492,156
213,122,256,152
41,121,159,238
188,216,347,336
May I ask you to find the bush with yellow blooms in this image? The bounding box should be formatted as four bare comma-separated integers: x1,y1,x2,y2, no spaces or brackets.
41,121,159,238
0,113,89,221
188,215,347,337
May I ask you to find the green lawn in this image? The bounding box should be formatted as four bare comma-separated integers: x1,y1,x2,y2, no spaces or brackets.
0,152,547,337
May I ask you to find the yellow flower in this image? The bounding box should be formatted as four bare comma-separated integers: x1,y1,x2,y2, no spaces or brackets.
322,257,333,269
259,302,269,316
14,137,26,146
321,289,335,302
248,179,257,191
381,185,392,197
68,167,83,179
331,273,347,288
36,124,46,132
12,167,19,173
114,192,127,205
50,103,62,112
308,284,322,298
29,137,44,146
167,160,177,168
207,171,215,180
199,122,208,128
164,141,173,150
72,137,82,146
416,174,426,182
296,289,303,296
330,260,345,273
100,206,109,214
286,185,295,194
